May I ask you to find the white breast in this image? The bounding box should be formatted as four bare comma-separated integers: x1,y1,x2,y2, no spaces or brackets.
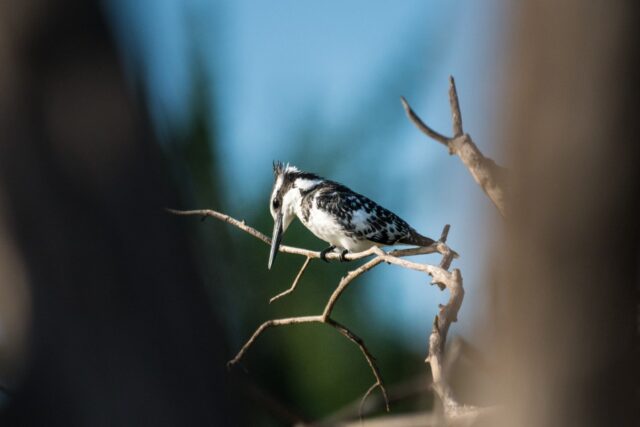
298,203,376,252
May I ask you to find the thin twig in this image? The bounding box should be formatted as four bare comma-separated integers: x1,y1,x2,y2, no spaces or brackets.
226,315,323,369
315,374,432,425
270,256,312,303
399,97,449,145
449,76,464,138
166,208,271,245
359,382,382,420
326,318,390,413
225,313,391,412
401,76,508,217
322,256,385,319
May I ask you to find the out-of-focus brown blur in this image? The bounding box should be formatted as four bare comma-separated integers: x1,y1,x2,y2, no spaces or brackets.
490,1,640,426
0,0,238,425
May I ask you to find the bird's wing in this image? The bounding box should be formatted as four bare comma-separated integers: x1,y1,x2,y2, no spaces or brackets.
314,183,412,245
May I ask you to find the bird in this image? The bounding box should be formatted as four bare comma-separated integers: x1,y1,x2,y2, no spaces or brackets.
267,161,440,269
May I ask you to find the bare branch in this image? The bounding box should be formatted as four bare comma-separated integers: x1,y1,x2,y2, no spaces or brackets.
170,208,467,419
399,97,449,145
269,256,312,303
226,313,390,412
359,382,381,420
449,76,464,138
320,235,457,322
166,208,456,260
226,315,323,369
315,374,432,425
401,76,508,217
322,256,384,319
166,208,271,245
226,252,391,410
439,223,451,242
424,267,494,423
326,318,390,413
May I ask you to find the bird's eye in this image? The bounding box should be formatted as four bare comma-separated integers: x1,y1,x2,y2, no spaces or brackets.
272,199,280,209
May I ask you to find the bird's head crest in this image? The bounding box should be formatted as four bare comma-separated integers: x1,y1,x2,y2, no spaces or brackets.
273,161,284,177
272,161,299,177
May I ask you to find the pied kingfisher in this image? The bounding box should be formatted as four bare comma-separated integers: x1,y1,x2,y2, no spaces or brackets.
268,161,438,269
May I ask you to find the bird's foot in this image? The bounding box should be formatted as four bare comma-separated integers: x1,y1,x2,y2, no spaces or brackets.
339,249,349,262
320,245,336,263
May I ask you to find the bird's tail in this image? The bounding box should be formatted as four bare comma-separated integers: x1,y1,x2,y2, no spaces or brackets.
401,230,459,258
400,230,436,247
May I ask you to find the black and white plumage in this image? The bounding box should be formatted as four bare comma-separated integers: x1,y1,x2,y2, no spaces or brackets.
267,161,436,269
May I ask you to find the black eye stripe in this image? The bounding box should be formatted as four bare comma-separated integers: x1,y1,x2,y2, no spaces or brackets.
273,182,291,206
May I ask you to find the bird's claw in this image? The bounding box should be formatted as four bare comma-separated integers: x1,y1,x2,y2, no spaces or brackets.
339,249,349,262
320,245,336,263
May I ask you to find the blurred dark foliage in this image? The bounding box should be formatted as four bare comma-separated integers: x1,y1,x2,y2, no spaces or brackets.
0,0,240,425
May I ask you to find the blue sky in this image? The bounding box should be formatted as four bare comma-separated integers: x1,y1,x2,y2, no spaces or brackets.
107,0,507,351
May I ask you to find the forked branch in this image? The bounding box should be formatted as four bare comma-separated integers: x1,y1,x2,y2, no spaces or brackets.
168,208,459,415
269,256,312,303
401,76,508,217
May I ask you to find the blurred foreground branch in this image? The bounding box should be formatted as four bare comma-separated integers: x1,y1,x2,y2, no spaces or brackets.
401,76,508,217
168,208,461,419
425,253,495,424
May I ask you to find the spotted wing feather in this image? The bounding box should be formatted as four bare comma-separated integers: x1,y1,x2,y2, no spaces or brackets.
313,182,415,245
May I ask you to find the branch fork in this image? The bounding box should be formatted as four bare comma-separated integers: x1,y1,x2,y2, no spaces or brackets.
401,76,508,217
168,208,459,415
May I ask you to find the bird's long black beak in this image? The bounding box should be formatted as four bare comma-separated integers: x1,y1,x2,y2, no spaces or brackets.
268,212,283,270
